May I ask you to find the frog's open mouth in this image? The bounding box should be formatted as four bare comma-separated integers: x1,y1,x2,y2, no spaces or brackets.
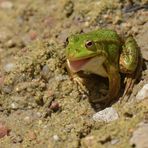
67,58,92,72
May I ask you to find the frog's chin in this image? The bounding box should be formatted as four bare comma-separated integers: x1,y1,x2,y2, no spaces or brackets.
67,58,92,73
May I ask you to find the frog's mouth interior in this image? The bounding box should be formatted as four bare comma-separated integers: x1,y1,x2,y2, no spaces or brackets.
67,58,92,72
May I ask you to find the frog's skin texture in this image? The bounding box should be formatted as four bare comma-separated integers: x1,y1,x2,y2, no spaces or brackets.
66,29,141,104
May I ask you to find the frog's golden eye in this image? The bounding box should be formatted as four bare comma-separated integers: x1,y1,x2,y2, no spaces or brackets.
85,40,96,51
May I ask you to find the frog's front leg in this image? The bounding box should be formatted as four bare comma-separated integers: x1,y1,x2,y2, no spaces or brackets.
72,74,89,94
98,64,121,105
119,36,141,99
108,66,121,103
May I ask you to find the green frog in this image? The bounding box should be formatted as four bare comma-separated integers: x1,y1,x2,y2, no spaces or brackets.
66,29,141,104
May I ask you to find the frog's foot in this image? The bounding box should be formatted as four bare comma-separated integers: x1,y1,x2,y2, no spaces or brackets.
72,75,89,94
122,74,136,101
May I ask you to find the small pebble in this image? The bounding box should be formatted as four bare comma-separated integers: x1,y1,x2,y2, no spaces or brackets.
136,84,148,101
84,21,89,27
27,131,36,141
4,63,16,72
38,120,43,125
53,135,59,141
29,31,37,40
0,123,10,138
111,139,119,145
41,65,50,80
24,116,31,123
5,39,16,48
92,107,119,122
11,103,18,109
36,112,42,118
50,101,60,112
2,86,12,94
0,1,13,9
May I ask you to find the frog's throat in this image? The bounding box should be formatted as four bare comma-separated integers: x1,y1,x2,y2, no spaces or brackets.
67,56,108,77
67,58,92,73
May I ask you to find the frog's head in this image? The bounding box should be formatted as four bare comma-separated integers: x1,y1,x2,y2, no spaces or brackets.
66,31,104,72
66,32,99,61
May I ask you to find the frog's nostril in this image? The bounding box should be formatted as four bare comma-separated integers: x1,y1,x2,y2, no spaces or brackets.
65,37,69,45
75,48,80,52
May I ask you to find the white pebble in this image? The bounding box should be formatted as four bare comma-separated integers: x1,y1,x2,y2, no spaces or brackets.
111,139,119,145
53,135,59,141
36,112,42,118
4,63,15,72
24,116,30,122
92,107,119,122
136,84,148,101
11,102,18,109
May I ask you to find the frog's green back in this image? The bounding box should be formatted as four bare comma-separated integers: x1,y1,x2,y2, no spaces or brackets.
80,29,120,43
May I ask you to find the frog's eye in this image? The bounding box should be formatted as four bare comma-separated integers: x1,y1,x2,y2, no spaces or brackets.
85,40,96,51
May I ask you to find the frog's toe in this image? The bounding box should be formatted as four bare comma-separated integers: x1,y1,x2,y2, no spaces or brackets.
121,75,136,102
73,76,89,94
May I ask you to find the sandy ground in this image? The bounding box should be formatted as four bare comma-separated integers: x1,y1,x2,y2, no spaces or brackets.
0,0,148,147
